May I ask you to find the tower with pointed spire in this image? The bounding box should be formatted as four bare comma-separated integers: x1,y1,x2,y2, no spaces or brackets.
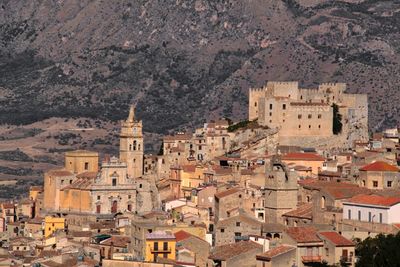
119,105,143,179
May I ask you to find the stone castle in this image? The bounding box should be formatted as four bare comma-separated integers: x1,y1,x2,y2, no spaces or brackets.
249,81,369,146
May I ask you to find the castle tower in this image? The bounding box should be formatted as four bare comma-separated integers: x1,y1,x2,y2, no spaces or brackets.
264,157,298,224
120,105,144,179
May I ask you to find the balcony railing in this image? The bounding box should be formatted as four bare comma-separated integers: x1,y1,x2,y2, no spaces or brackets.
150,247,171,253
301,255,322,263
340,256,353,263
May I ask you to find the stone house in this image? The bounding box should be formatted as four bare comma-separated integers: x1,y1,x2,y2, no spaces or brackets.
174,230,210,267
357,161,399,190
281,227,324,267
318,231,355,266
215,213,262,246
214,187,244,222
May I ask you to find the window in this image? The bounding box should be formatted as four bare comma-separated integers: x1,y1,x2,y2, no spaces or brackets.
61,180,64,185
298,114,302,119
308,114,312,119
269,112,272,116
318,114,322,119
220,228,225,233
321,196,326,209
254,102,257,107
358,210,361,221
163,242,168,251
309,125,311,129
97,195,100,200
128,195,131,199
325,248,329,256
269,104,273,110
236,222,240,227
154,242,158,251
235,232,241,237
112,178,117,186
84,162,89,170
379,213,383,223
387,181,392,188
163,253,168,258
368,212,372,222
348,209,351,220
96,205,101,214
127,204,132,211
373,181,378,188
318,125,321,129
298,125,301,129
282,104,286,110
139,184,143,188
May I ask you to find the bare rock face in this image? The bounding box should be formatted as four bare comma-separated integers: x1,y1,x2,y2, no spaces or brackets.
0,0,399,133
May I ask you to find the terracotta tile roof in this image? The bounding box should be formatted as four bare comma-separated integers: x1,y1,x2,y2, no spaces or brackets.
182,165,196,173
100,236,131,247
360,161,399,172
216,213,262,228
285,227,322,244
146,230,176,240
318,232,354,247
47,169,74,177
30,186,43,191
241,169,254,175
300,180,370,199
170,147,185,153
209,241,262,260
76,171,98,179
62,177,93,190
214,187,242,199
2,203,14,209
282,152,325,161
256,245,296,260
174,230,193,242
283,203,312,219
70,231,92,238
344,194,400,207
164,133,192,141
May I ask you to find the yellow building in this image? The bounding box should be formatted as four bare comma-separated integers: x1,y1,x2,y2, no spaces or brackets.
282,152,325,175
145,230,176,262
180,165,204,197
65,150,99,174
44,216,65,237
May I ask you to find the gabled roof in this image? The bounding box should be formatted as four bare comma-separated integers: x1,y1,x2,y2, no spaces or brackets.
216,213,262,228
318,232,354,247
256,245,296,261
100,235,131,247
209,241,262,260
282,152,325,161
214,187,242,199
282,203,312,219
343,194,400,207
360,161,399,172
285,227,322,244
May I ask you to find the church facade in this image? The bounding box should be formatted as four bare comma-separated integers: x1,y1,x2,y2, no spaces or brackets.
43,106,154,215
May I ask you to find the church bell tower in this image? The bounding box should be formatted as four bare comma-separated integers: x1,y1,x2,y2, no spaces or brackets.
120,105,143,179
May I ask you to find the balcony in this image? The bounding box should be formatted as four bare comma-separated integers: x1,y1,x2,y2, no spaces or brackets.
340,256,353,263
301,255,322,263
150,247,171,253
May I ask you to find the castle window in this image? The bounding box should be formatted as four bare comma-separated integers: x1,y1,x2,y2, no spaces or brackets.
96,205,101,214
318,125,321,129
129,144,132,151
127,204,132,211
321,196,326,209
269,104,273,110
112,178,117,186
84,162,89,170
128,195,131,199
318,114,322,119
269,112,272,116
97,196,100,200
269,120,272,123
309,125,311,129
308,114,312,119
254,102,257,107
298,125,301,129
221,228,225,233
138,144,141,151
282,104,286,110
70,180,72,184
236,222,240,227
298,114,302,119
139,184,142,188
300,95,303,100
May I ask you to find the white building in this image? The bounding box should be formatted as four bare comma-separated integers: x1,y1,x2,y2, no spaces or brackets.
342,194,400,224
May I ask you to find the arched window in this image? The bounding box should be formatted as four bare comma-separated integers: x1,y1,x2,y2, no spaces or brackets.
133,140,137,150
138,144,141,151
129,144,132,151
321,196,326,209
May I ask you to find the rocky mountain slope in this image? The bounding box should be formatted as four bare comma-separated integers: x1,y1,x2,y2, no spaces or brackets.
0,0,399,133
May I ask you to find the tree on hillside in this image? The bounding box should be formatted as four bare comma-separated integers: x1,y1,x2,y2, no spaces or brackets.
355,233,400,267
332,103,343,135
